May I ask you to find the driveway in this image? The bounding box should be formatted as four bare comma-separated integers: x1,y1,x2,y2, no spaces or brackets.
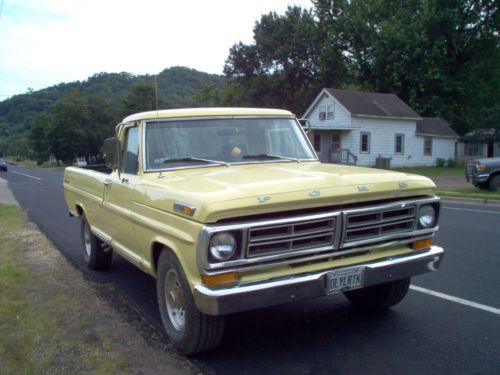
431,175,470,190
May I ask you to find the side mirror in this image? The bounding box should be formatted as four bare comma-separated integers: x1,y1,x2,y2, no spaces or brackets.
104,137,120,170
298,119,311,134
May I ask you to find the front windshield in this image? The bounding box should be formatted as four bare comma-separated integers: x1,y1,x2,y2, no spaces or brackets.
144,117,316,170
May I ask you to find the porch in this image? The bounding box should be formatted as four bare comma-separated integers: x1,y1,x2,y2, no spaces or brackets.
312,129,357,165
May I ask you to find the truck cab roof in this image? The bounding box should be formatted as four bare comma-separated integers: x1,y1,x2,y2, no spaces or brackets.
121,107,294,124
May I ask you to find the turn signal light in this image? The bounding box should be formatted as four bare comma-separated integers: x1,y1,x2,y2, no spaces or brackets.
411,238,433,250
201,272,239,287
479,165,486,172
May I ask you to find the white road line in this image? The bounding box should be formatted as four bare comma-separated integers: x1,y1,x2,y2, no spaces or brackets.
410,285,500,316
12,171,42,181
442,206,500,215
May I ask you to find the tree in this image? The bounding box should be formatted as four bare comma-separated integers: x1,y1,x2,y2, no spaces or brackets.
193,84,220,107
30,113,55,163
49,89,90,162
314,0,500,133
223,6,343,114
123,82,157,114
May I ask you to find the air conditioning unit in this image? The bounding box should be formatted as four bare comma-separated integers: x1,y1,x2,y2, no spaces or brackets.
319,112,326,120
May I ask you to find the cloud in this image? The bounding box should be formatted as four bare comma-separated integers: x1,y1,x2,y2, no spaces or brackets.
0,0,312,98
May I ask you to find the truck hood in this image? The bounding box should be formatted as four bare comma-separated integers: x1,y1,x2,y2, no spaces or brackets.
136,162,436,223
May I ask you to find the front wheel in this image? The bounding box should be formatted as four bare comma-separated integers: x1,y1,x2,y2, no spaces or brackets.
489,175,500,191
156,250,224,354
343,278,410,311
80,215,112,270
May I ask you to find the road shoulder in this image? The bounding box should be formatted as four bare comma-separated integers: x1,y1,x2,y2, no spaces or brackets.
0,203,197,375
0,177,19,206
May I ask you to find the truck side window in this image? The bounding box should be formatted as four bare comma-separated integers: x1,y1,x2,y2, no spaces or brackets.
123,127,139,174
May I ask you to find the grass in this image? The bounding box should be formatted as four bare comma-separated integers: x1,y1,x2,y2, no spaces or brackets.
437,189,500,201
15,159,67,169
0,204,125,375
391,166,464,178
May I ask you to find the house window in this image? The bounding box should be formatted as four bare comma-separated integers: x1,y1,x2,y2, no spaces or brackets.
360,132,370,153
395,134,404,155
313,133,321,153
464,142,481,156
424,137,432,156
319,102,334,120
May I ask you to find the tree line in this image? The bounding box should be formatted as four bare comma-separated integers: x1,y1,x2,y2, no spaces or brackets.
223,0,499,136
0,0,498,162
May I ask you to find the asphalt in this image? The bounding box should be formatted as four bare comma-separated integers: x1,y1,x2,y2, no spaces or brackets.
1,166,499,375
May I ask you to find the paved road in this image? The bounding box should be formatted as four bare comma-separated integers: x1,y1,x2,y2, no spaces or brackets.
2,166,499,375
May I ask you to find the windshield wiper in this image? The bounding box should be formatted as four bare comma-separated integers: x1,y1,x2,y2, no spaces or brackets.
162,157,230,167
241,153,301,163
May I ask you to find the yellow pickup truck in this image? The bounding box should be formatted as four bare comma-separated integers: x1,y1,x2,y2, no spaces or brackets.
63,108,444,354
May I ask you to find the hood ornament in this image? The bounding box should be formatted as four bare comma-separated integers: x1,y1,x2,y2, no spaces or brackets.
309,190,321,197
257,196,271,203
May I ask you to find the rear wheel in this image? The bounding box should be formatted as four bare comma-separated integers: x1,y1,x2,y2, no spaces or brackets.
344,278,410,311
156,250,224,354
80,215,112,270
489,175,500,191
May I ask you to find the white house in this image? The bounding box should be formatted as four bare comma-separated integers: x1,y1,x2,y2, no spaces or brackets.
303,88,458,167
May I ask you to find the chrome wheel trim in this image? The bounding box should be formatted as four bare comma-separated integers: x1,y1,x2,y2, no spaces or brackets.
83,223,92,258
164,269,186,331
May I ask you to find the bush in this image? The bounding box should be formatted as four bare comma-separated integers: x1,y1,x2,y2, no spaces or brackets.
436,158,446,167
446,158,457,167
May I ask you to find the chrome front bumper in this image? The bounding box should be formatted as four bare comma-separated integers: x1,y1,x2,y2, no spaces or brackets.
193,246,444,316
472,174,490,184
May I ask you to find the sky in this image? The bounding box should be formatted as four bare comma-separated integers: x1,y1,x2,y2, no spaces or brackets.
0,0,314,100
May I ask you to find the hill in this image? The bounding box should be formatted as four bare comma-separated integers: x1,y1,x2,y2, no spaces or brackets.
0,66,226,138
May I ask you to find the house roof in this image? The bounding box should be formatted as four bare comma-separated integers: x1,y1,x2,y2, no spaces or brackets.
324,88,421,120
416,117,458,138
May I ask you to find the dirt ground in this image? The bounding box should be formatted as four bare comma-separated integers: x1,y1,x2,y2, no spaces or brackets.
0,192,198,374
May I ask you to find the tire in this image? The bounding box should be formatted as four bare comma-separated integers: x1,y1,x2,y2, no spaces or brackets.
80,215,112,270
477,182,489,190
343,277,410,311
156,250,224,354
489,175,500,191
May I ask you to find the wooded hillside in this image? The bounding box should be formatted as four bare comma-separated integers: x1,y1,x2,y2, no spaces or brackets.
0,67,225,161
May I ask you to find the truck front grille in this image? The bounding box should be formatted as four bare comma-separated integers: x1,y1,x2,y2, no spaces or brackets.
247,217,336,257
200,197,440,273
343,206,416,245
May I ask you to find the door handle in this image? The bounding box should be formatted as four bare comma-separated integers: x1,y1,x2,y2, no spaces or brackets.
104,179,113,187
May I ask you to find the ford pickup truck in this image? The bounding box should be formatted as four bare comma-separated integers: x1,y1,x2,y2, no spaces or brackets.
63,108,444,354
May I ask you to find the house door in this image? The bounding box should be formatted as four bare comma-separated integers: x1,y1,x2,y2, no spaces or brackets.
488,141,494,157
331,131,341,151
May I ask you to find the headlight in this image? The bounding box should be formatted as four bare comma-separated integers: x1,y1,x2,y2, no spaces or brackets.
209,232,236,261
418,204,436,228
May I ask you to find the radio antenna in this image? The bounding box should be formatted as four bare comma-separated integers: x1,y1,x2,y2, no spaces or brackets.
155,74,159,117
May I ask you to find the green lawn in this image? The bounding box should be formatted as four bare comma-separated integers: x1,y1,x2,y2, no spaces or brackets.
391,166,464,178
437,189,500,201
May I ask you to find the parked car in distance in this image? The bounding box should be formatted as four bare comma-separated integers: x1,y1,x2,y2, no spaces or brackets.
0,158,8,172
465,157,500,191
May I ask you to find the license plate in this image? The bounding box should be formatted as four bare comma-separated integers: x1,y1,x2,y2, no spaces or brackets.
325,267,365,294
